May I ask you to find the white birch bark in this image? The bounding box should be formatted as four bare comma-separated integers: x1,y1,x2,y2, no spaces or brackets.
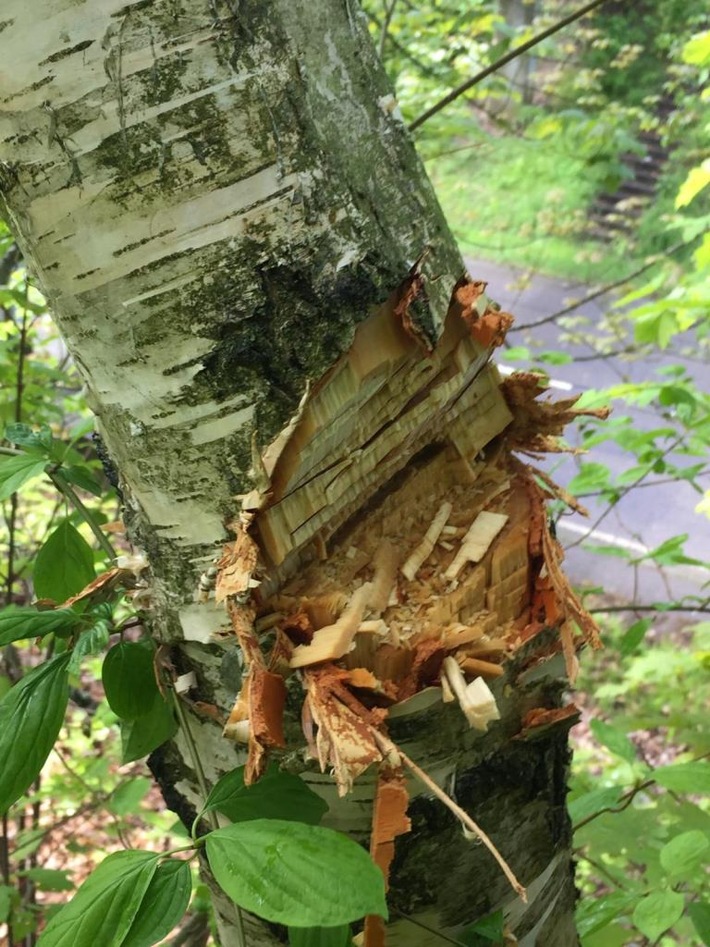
0,2,579,944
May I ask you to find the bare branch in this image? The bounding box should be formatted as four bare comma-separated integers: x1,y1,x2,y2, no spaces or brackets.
409,0,612,132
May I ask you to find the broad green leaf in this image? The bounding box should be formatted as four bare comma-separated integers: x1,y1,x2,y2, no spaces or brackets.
103,640,160,721
0,653,70,815
202,764,327,827
62,464,104,497
461,908,504,942
569,786,623,825
121,859,192,947
288,926,352,947
0,453,47,501
20,868,73,892
205,819,387,927
618,619,651,656
654,761,710,794
120,691,178,763
632,889,684,942
576,891,637,937
4,423,54,453
109,777,153,817
33,520,95,604
0,606,80,646
659,830,709,877
589,719,637,764
37,850,158,947
0,884,12,923
689,901,710,946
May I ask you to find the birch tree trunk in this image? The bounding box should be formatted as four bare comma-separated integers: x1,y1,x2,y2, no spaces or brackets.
0,2,583,944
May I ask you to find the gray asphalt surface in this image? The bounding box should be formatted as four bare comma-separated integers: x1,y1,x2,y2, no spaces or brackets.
466,257,709,606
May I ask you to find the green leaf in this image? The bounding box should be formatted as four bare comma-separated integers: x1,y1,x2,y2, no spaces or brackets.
676,160,710,209
689,901,710,946
37,850,158,947
20,868,73,892
461,908,504,942
0,653,70,815
659,830,709,877
4,423,54,453
103,641,160,721
109,777,153,817
0,606,80,647
121,859,192,947
0,453,47,501
576,891,637,937
120,691,178,763
589,719,638,764
69,617,111,674
62,464,104,497
288,927,352,947
33,520,95,603
632,889,684,942
654,761,710,794
205,819,387,927
0,884,13,923
201,764,327,827
618,619,651,656
569,786,623,825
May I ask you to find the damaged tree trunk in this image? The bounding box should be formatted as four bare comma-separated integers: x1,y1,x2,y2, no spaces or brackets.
0,2,604,945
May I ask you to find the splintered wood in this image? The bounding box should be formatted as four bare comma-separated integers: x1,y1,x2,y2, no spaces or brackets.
208,269,604,913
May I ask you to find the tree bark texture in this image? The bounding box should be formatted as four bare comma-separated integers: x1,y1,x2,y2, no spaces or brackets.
0,2,585,944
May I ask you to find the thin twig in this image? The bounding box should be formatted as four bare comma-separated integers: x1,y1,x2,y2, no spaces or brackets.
378,0,398,59
392,742,526,902
589,603,710,615
510,241,691,333
564,434,687,551
409,0,611,131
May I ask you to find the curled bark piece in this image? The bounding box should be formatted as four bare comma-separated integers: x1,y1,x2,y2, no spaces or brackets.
215,527,259,604
445,510,509,580
400,501,452,581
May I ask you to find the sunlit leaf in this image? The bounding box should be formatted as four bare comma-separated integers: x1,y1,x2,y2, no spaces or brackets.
659,830,709,877
632,889,684,942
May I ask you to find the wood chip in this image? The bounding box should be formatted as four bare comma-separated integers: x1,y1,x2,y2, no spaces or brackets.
459,657,505,679
215,527,259,604
400,501,452,581
445,510,509,580
290,583,372,668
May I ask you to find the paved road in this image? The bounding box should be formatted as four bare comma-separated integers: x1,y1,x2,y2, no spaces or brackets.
466,257,709,606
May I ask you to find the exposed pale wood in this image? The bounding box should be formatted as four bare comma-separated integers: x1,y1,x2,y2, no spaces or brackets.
290,584,372,668
445,511,509,580
401,501,452,581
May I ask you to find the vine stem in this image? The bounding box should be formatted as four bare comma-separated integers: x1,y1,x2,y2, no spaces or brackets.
48,469,117,560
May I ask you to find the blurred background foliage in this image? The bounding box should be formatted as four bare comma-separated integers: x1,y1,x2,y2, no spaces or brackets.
1,1,709,944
